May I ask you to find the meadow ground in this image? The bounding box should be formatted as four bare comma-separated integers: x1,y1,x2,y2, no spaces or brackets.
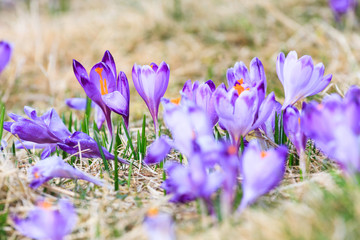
1,0,360,239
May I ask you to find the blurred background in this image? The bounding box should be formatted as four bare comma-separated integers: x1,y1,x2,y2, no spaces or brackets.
0,0,359,121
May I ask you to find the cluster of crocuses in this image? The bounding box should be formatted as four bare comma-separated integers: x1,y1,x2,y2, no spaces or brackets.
3,37,360,239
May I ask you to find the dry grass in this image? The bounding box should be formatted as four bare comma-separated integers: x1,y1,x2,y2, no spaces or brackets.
1,0,360,239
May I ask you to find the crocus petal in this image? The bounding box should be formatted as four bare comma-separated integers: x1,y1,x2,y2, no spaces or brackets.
65,98,95,110
0,41,12,74
28,156,103,188
89,62,116,94
13,199,77,240
144,136,172,165
143,211,176,240
102,91,128,117
101,50,117,79
72,59,89,88
283,106,306,154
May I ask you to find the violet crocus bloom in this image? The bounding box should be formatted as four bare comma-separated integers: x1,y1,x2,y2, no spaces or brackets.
132,62,170,134
12,199,77,240
57,131,128,163
302,86,360,175
180,79,219,126
28,156,103,188
144,99,219,166
65,98,105,130
238,141,287,212
4,107,71,158
0,40,12,74
214,87,276,149
143,208,176,240
329,0,357,20
276,51,332,109
283,106,307,154
73,50,130,133
162,153,223,213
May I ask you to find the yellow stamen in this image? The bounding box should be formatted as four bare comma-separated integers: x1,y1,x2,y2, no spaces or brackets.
260,151,267,158
147,207,159,217
95,67,108,95
233,79,249,95
170,97,181,105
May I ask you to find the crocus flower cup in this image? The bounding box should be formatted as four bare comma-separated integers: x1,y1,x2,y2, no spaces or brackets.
132,62,170,134
276,51,332,109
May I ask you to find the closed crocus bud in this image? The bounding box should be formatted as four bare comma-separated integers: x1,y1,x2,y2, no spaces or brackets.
276,51,332,110
329,0,357,21
283,106,307,155
132,62,170,135
0,40,12,74
12,199,77,240
238,141,287,212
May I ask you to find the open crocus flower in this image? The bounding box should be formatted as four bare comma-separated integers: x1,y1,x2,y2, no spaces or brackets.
28,156,103,188
162,153,223,214
0,40,12,74
144,99,219,166
214,86,276,149
226,57,267,103
132,62,170,134
238,141,287,212
73,50,130,133
12,199,77,240
329,0,357,21
65,98,105,130
276,51,332,109
4,107,71,158
180,79,219,126
302,86,360,175
143,208,176,240
57,131,128,163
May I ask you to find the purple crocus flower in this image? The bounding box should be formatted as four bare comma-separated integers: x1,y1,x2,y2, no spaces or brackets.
143,208,176,240
238,141,287,212
329,0,357,20
28,156,103,188
214,86,276,149
144,99,219,166
0,40,12,74
162,153,223,213
283,106,307,154
132,62,170,134
57,131,128,163
4,107,71,158
65,98,105,130
73,50,130,133
276,51,332,109
12,199,77,240
180,79,219,126
302,86,360,175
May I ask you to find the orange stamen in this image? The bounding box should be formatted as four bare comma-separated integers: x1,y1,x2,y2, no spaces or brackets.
95,67,108,95
298,117,301,125
260,151,268,158
227,145,237,155
147,207,159,217
34,171,40,179
317,104,324,110
170,97,181,105
233,79,249,95
38,200,52,210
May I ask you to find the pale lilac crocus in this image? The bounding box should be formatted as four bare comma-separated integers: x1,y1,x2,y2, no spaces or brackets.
180,79,219,126
12,199,77,240
276,51,332,109
0,40,12,74
143,208,176,240
28,156,103,188
238,141,287,212
65,98,105,130
73,50,130,133
302,86,360,175
132,62,170,134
